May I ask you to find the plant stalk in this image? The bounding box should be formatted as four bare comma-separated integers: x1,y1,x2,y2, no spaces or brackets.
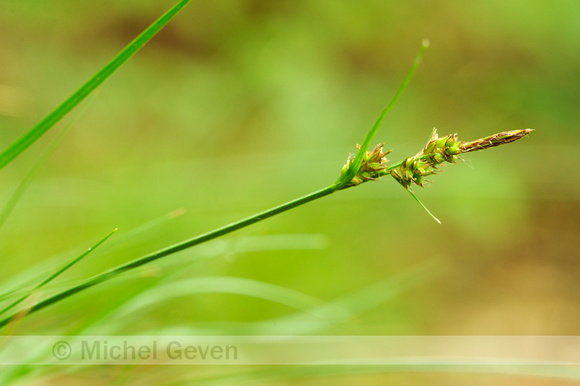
0,184,338,327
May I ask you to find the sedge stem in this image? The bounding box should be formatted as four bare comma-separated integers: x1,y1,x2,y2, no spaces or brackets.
0,184,338,327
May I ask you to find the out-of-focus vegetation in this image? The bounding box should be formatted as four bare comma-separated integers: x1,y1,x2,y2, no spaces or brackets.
0,0,579,383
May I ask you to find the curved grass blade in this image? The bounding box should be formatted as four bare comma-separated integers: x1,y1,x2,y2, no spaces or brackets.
96,277,324,323
133,258,442,336
335,39,429,188
0,0,192,170
0,240,334,382
0,228,117,317
72,233,328,336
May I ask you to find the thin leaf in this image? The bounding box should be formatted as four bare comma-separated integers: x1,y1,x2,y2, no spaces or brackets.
408,189,441,224
0,228,117,317
0,208,185,301
0,0,191,170
336,39,429,188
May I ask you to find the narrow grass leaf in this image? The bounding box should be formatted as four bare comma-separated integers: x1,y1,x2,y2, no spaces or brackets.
0,0,191,170
0,208,183,301
336,39,429,188
0,228,117,317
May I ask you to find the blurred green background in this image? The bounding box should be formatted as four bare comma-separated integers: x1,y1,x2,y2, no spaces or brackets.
1,0,579,383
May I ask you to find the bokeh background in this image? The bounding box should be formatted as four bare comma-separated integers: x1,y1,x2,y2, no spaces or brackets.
1,0,579,384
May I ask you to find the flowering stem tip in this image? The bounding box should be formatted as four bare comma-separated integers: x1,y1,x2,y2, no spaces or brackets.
336,128,533,220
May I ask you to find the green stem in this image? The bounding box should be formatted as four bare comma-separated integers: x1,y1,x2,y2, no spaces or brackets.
0,184,338,328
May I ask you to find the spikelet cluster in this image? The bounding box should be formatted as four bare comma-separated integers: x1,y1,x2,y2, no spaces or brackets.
339,128,532,190
389,128,534,190
389,129,460,190
339,144,391,187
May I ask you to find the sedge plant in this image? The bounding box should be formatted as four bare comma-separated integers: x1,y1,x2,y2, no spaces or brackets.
0,33,532,328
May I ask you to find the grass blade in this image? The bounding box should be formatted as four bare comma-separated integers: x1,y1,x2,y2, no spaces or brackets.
141,259,442,336
336,39,429,188
0,208,184,302
0,228,117,317
0,0,191,170
102,277,324,323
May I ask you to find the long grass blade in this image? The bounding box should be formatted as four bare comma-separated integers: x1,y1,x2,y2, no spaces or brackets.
0,0,191,170
336,39,429,188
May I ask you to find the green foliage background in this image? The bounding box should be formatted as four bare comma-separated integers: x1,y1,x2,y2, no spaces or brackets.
0,0,579,383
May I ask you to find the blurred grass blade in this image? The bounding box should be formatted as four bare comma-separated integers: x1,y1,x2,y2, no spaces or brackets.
0,228,117,317
104,207,187,250
0,0,191,170
0,208,184,301
103,277,324,322
74,233,326,335
336,39,429,187
146,259,443,336
0,93,97,232
248,258,442,335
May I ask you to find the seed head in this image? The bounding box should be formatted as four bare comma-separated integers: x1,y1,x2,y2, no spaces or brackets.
339,143,391,187
389,128,461,190
389,128,532,191
337,128,532,191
